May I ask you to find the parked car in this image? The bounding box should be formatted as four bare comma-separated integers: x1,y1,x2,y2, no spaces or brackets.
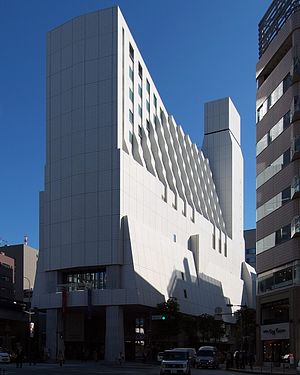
160,349,191,375
195,345,219,369
0,349,10,363
172,348,196,367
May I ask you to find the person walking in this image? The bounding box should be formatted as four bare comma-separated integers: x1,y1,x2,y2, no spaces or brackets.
226,351,232,369
16,346,23,368
234,350,240,369
58,350,64,367
118,352,124,365
248,352,255,370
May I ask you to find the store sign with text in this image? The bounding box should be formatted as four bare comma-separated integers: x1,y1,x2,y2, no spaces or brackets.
261,322,289,340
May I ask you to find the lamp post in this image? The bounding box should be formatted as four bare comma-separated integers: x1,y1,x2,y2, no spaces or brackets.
227,304,247,352
23,276,34,364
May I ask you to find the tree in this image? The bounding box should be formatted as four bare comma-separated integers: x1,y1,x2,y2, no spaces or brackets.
234,307,256,352
196,313,225,344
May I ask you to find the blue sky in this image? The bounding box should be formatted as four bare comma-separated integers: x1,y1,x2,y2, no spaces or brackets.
0,0,271,249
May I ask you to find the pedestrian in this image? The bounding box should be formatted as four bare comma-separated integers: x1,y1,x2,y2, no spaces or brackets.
248,352,254,370
234,350,240,369
16,346,23,368
240,351,246,369
118,351,124,365
226,351,232,369
93,349,98,362
58,350,64,367
142,351,147,363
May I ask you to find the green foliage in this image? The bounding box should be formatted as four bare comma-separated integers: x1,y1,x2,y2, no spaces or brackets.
196,313,225,343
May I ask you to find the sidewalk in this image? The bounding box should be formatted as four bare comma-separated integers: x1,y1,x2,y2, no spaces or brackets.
229,365,299,375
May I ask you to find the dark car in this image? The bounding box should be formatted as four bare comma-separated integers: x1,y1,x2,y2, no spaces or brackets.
196,346,219,369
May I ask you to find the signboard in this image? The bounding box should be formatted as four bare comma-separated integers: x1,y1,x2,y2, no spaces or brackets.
261,322,289,340
152,314,163,320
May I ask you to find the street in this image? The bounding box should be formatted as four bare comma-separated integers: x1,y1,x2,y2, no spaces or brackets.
0,362,252,375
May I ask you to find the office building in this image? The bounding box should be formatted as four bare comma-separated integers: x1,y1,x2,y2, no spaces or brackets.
244,229,256,270
0,244,38,351
256,0,300,364
33,7,253,360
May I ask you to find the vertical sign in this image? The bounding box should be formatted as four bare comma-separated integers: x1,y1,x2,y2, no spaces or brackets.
87,288,92,320
62,288,67,316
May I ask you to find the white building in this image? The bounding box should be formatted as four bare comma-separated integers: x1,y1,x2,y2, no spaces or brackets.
33,6,253,361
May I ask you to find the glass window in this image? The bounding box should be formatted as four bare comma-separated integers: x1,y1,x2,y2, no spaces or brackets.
129,88,134,102
64,269,106,291
256,74,291,123
138,105,142,117
138,125,142,138
138,84,142,97
146,79,150,93
129,43,134,60
129,130,133,144
257,186,291,221
153,94,157,109
246,247,256,255
146,99,150,112
257,223,291,254
129,109,134,124
146,120,150,135
129,66,134,81
256,111,290,156
138,62,142,77
282,187,291,205
256,148,291,188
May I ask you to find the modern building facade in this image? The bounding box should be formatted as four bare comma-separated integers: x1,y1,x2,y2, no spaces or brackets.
0,251,15,300
256,0,300,364
244,229,256,270
0,244,38,351
2,244,38,301
33,7,253,361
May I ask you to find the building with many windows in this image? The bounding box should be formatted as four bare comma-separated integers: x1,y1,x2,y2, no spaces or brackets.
256,0,300,364
33,7,254,361
244,229,256,270
0,244,38,352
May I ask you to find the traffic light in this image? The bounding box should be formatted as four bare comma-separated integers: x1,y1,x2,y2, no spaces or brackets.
29,322,34,338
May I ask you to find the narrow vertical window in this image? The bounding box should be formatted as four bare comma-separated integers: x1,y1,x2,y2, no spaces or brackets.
153,94,157,109
129,43,134,60
129,109,134,124
129,88,134,102
138,62,143,77
212,226,216,250
146,79,150,93
129,66,134,81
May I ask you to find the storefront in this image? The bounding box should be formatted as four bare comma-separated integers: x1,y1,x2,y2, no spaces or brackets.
261,323,290,363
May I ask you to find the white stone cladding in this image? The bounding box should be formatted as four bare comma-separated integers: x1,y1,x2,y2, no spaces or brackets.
33,6,250,361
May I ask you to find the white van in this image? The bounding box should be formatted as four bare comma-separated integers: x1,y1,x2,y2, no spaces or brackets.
160,349,191,375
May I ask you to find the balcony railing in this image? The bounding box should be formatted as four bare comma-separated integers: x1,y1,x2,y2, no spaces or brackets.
259,0,300,57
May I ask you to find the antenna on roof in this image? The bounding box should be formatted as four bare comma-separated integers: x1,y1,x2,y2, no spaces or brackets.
24,235,28,246
0,238,8,247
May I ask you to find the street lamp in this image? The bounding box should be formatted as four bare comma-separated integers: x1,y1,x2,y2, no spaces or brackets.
226,304,247,351
23,276,34,364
